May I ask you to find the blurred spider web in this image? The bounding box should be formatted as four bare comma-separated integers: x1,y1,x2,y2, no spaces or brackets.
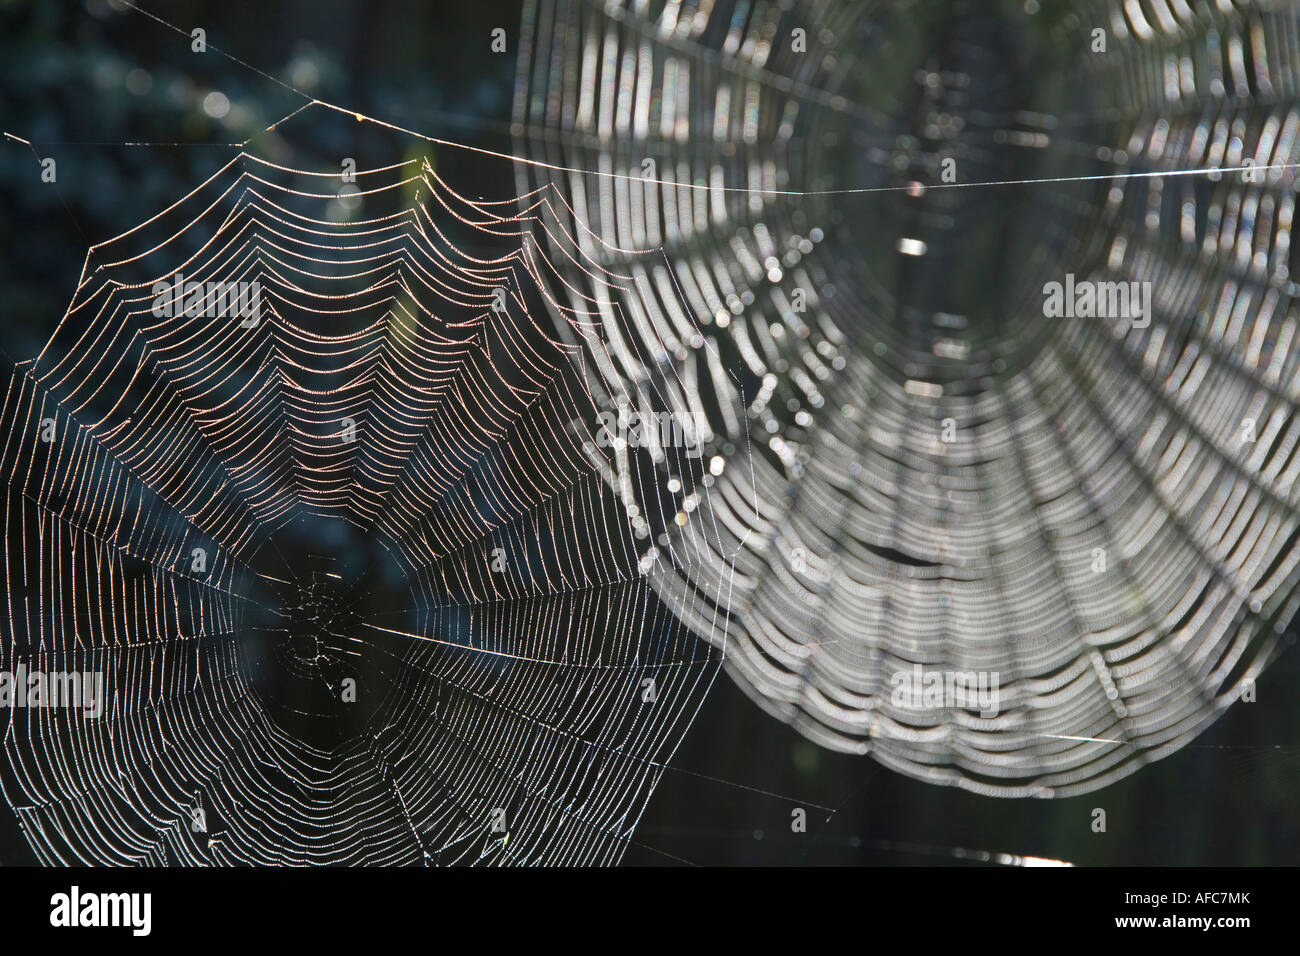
514,0,1300,796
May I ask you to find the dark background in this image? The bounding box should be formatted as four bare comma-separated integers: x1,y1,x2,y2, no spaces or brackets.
1,0,1296,867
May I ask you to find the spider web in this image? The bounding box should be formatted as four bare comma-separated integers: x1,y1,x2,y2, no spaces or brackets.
514,0,1300,796
0,110,748,865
